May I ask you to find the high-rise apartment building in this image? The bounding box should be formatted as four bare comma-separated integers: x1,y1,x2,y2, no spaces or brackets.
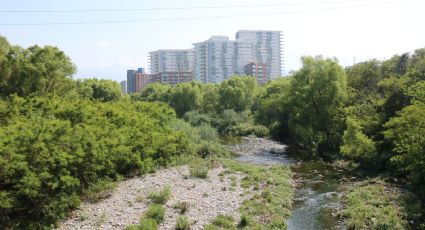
126,70,137,94
193,31,282,83
120,81,127,94
236,30,282,80
140,30,282,85
193,36,253,83
149,49,193,74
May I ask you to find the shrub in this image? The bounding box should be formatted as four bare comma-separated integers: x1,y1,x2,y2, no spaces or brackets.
144,204,165,224
148,187,171,204
189,158,211,178
238,214,250,228
0,96,194,228
175,215,190,230
196,141,229,158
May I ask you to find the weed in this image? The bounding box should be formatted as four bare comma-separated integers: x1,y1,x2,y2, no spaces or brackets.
144,204,165,224
148,187,171,204
173,201,189,214
135,195,145,203
175,215,190,230
189,158,211,178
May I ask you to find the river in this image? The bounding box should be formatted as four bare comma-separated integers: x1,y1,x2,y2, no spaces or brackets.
230,137,346,230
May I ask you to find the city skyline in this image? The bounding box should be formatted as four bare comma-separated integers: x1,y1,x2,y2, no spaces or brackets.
1,0,424,82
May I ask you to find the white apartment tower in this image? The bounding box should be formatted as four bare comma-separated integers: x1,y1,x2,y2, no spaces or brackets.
194,36,235,83
193,36,255,83
236,30,283,80
193,30,282,83
149,49,193,74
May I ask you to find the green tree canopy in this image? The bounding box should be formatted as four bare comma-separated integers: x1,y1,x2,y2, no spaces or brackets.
287,56,347,149
0,44,76,97
218,76,257,112
169,82,203,117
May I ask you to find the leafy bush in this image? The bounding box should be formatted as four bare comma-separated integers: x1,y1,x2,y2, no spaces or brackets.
144,204,165,224
147,187,171,204
189,158,211,178
175,215,190,230
196,141,229,158
0,96,194,228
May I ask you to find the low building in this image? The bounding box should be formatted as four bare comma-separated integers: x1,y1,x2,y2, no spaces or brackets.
135,72,157,93
158,71,193,86
244,62,268,85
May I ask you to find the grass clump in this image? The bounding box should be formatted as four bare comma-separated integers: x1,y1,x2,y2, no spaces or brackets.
220,159,293,229
134,195,145,203
148,187,171,204
205,214,237,230
189,157,211,178
172,201,189,214
144,204,165,224
125,218,158,230
341,179,415,230
175,215,190,230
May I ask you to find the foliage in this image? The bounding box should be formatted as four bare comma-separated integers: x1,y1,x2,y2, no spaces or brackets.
125,218,158,230
172,201,189,214
340,118,377,162
175,215,190,230
169,82,203,117
76,78,122,102
218,76,257,112
83,178,118,203
287,56,347,150
341,179,412,230
143,204,165,224
0,36,76,98
204,214,237,230
188,158,211,178
140,82,172,103
147,187,172,204
220,159,293,229
384,102,425,198
0,95,194,228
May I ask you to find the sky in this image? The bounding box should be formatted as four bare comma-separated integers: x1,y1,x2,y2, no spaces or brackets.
0,0,424,82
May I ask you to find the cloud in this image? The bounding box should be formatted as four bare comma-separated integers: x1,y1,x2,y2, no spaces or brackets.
96,40,112,48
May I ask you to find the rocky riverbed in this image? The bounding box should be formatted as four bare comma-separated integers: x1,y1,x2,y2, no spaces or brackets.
59,137,292,230
59,165,246,230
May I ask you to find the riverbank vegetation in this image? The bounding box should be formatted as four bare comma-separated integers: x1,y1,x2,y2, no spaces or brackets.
1,33,425,229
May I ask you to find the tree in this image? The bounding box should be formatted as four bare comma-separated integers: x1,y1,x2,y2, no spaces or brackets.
287,56,347,150
77,79,122,102
140,82,172,103
169,82,203,117
384,102,425,198
218,76,257,112
341,118,377,162
0,44,76,97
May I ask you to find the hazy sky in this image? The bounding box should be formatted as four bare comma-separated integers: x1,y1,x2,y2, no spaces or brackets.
0,0,424,81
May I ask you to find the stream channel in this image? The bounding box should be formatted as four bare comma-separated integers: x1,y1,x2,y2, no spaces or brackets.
230,137,347,230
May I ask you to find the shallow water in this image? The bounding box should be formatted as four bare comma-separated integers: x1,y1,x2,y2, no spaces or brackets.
233,138,346,230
